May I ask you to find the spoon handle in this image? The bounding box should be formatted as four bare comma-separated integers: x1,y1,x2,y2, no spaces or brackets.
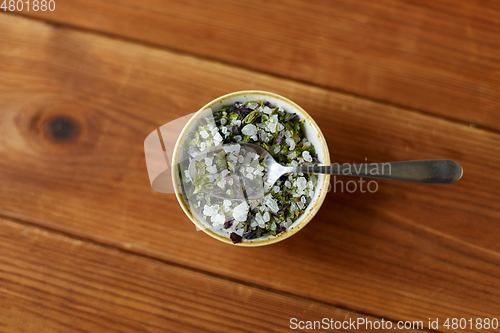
293,160,463,184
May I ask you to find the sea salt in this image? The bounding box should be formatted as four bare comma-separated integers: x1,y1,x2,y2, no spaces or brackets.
212,214,225,224
265,196,279,213
206,165,217,174
233,202,249,222
217,179,226,188
224,144,240,154
255,212,265,228
203,204,219,217
297,200,304,210
296,177,307,191
200,130,209,139
241,124,257,136
263,211,270,222
267,121,277,133
213,132,223,145
302,151,312,162
184,100,322,243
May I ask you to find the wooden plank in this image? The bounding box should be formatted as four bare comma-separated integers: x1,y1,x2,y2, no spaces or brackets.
1,14,499,331
14,0,500,130
1,217,425,333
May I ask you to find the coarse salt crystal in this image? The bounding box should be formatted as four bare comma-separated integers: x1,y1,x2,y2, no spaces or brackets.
200,130,209,139
302,151,312,162
265,196,279,213
263,106,273,115
213,132,223,145
206,165,217,174
212,214,225,224
255,212,265,227
217,179,226,188
285,181,291,189
224,144,240,154
267,121,277,133
203,204,219,217
241,124,257,136
296,177,307,191
263,211,270,222
233,201,249,222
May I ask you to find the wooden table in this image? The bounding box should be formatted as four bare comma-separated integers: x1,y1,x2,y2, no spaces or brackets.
1,1,499,332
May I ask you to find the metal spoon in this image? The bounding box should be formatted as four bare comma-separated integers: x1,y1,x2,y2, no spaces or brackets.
188,143,463,200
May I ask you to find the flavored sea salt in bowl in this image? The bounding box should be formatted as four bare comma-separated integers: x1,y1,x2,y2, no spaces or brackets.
172,91,330,246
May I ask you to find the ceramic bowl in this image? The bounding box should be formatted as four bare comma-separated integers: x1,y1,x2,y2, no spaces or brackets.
172,90,330,246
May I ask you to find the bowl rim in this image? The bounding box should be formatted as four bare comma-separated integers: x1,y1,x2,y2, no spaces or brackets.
172,90,330,246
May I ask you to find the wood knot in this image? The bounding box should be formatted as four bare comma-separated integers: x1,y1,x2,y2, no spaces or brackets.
42,115,81,143
13,100,105,157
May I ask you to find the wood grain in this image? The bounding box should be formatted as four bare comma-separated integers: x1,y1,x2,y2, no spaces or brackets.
1,217,425,333
1,14,500,331
16,0,500,130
